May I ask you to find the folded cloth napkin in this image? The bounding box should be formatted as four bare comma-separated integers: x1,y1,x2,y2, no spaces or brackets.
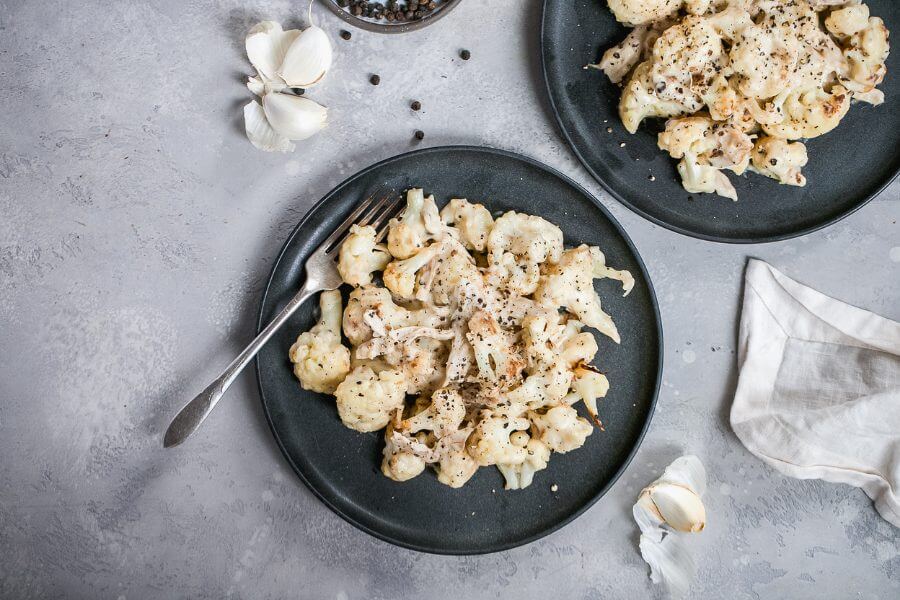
732,259,900,527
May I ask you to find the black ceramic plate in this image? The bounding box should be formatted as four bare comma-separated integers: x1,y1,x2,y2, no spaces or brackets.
542,0,900,243
256,146,662,554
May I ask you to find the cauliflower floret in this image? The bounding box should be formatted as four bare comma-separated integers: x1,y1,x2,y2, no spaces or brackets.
467,410,531,466
677,155,738,200
826,4,870,38
440,198,494,252
466,310,527,388
497,433,551,490
333,366,406,432
383,242,443,301
337,224,391,286
289,290,351,394
607,0,682,26
658,116,753,174
534,245,622,343
381,424,427,482
730,23,799,99
354,326,453,394
590,247,634,296
598,25,650,84
520,313,567,373
619,61,693,134
400,387,466,438
750,136,808,187
429,237,483,305
762,85,851,139
343,285,446,346
649,16,726,110
566,364,610,426
486,211,563,295
843,17,889,92
387,188,444,259
529,405,593,454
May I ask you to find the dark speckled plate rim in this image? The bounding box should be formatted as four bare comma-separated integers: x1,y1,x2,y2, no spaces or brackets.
254,145,663,555
540,1,900,245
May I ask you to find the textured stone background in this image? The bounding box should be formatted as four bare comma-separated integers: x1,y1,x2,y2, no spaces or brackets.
1,1,898,598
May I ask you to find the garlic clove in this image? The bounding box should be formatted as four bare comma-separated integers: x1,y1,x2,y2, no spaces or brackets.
246,21,300,83
243,100,295,153
262,92,327,140
633,455,708,597
645,483,706,533
247,75,287,97
277,25,333,88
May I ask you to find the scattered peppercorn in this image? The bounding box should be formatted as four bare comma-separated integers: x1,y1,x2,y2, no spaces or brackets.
460,49,471,60
410,100,421,111
293,88,305,95
340,30,352,40
414,130,425,140
370,74,381,85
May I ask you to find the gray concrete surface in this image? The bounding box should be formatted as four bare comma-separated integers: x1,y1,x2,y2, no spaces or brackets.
1,1,898,598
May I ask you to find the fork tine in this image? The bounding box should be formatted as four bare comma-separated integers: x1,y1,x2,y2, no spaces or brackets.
318,187,387,253
370,196,403,233
356,194,393,227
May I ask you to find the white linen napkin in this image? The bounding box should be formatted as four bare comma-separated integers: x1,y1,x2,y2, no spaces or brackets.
731,259,900,527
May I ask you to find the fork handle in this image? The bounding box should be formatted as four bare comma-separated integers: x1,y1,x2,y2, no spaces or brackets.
163,281,318,448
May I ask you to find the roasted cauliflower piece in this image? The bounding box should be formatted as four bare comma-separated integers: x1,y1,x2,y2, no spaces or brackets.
826,4,870,38
567,365,610,426
383,242,442,300
762,85,851,139
334,365,407,432
399,387,466,438
658,115,753,200
534,245,623,343
337,224,391,286
598,25,650,84
607,0,682,26
381,424,427,482
289,290,351,394
497,433,551,490
466,310,527,388
751,136,808,187
529,405,594,454
467,410,531,466
343,285,445,346
843,17,889,93
619,61,693,134
486,211,564,295
387,188,444,259
440,198,494,252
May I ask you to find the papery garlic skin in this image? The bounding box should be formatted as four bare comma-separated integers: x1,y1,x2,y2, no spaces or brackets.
244,100,295,152
632,455,708,598
262,92,327,140
277,25,333,88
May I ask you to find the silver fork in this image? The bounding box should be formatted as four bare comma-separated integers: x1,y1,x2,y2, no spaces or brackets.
163,188,402,448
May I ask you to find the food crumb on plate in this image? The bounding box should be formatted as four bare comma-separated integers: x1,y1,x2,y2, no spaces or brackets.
551,484,559,492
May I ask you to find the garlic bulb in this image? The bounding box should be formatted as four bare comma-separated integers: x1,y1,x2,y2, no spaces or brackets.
277,25,333,88
262,92,327,140
632,455,708,597
244,100,295,153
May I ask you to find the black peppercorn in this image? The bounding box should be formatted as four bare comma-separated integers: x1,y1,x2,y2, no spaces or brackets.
460,49,471,60
340,30,351,40
370,74,381,85
411,100,422,111
414,130,425,140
